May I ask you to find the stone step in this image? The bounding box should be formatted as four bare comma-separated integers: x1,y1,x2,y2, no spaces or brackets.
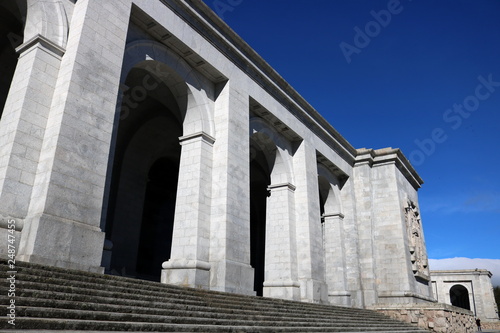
0,260,429,332
0,296,397,326
1,270,390,321
1,261,377,316
0,318,429,332
6,280,389,323
1,265,377,318
10,306,423,330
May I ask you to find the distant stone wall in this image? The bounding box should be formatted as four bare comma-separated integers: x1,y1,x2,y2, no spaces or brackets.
483,321,500,330
373,303,475,333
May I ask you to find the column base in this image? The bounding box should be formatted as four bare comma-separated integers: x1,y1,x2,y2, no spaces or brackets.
263,280,301,301
299,278,329,303
328,291,352,307
162,259,211,289
17,213,105,273
209,260,255,296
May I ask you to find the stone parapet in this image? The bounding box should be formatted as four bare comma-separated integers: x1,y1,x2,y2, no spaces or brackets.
372,303,475,333
483,321,500,330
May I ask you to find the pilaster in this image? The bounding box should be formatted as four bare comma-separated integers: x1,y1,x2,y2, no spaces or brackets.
208,83,254,295
293,141,328,303
162,132,214,289
263,182,300,301
353,150,378,306
323,212,351,306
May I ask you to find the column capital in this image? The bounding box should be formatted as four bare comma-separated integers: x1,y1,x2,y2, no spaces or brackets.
179,131,216,146
323,212,345,219
162,259,211,271
16,34,66,59
268,183,296,192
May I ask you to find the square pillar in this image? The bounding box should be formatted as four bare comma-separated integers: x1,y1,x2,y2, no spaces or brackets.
162,132,214,289
16,0,131,272
324,212,352,306
263,183,300,301
208,83,254,295
352,158,379,306
293,141,328,303
0,36,63,255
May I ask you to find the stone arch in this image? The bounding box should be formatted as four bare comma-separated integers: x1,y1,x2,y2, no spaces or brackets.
24,0,69,48
249,116,297,298
450,284,471,310
103,53,186,279
250,117,294,185
121,40,215,137
0,1,25,118
0,0,68,120
317,163,342,216
318,162,350,306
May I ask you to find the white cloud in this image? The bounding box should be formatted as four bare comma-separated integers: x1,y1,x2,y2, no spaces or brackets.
429,257,500,287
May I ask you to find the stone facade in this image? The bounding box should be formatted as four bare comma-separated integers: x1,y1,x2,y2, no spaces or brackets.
1,0,435,308
432,269,500,323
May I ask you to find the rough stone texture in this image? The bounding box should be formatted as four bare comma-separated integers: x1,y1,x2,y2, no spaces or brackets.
374,303,476,333
432,269,500,323
483,321,500,330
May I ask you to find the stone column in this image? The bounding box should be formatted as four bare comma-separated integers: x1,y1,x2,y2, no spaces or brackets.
340,178,364,308
0,36,64,255
263,182,300,301
208,83,254,295
162,132,214,289
323,212,352,306
293,141,328,303
16,0,131,272
353,154,378,306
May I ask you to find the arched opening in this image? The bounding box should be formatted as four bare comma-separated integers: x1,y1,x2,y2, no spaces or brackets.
135,157,178,280
104,65,183,281
318,175,331,224
0,1,24,119
249,133,275,296
450,284,471,310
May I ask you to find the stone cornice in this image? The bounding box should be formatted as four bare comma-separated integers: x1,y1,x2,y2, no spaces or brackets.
16,34,66,59
431,269,493,277
355,147,424,189
268,183,296,192
179,131,216,145
158,0,358,164
323,213,345,219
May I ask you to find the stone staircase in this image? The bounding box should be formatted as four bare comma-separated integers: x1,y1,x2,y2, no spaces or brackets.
0,259,429,332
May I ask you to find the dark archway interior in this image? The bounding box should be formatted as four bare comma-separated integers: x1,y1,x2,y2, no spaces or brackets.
135,157,178,280
105,67,182,281
318,176,330,223
249,141,271,296
450,285,471,310
0,1,24,119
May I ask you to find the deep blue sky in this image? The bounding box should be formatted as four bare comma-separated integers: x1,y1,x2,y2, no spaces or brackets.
204,0,500,260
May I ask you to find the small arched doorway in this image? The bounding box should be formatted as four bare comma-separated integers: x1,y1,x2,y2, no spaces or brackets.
450,284,471,310
0,1,24,119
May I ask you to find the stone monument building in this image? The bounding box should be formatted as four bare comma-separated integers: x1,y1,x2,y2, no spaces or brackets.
0,0,434,308
432,269,499,323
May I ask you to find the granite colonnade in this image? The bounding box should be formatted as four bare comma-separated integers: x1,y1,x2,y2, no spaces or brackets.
0,0,434,308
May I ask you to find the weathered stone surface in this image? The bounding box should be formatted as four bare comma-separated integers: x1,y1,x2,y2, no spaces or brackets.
374,303,476,333
0,0,457,317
